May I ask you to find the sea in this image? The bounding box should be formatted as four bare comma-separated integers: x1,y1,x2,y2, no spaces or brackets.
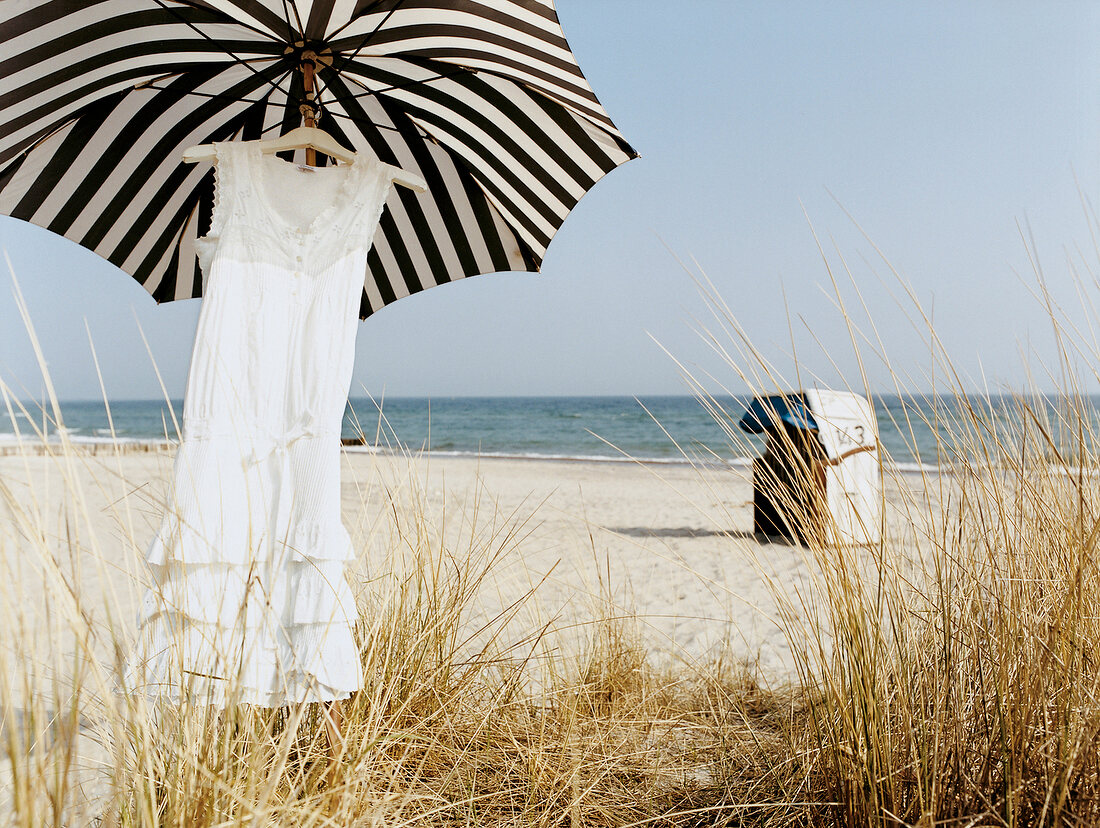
5,394,1095,473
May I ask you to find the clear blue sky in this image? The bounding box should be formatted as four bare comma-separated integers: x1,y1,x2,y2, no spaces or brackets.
2,2,1098,400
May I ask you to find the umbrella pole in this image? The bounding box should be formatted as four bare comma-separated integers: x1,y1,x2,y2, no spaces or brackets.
301,54,318,167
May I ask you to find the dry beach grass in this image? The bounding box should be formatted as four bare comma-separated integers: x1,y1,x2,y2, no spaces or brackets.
5,218,1100,825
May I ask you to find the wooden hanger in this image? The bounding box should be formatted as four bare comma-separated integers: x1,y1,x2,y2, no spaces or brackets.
182,128,428,192
261,126,356,164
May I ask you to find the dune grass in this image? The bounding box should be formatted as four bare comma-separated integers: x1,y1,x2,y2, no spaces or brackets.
5,209,1100,825
0,411,801,827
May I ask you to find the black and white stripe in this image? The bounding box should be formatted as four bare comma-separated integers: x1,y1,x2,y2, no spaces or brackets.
1,0,636,317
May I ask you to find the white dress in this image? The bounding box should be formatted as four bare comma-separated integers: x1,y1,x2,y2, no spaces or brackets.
127,141,402,707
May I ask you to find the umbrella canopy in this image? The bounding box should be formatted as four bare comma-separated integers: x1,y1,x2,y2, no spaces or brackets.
0,0,637,317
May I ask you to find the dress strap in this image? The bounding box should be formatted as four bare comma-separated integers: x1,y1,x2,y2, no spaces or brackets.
346,156,400,224
204,141,248,241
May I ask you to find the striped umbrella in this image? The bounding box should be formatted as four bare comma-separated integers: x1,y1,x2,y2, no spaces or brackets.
0,1,636,317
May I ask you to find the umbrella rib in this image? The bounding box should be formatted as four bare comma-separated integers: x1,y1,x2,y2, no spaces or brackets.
134,80,302,111
314,2,488,122
294,0,410,131
314,98,420,134
317,37,476,113
282,0,306,41
149,0,295,101
330,68,471,102
134,58,280,90
251,109,411,136
327,0,407,73
158,0,285,43
324,0,395,44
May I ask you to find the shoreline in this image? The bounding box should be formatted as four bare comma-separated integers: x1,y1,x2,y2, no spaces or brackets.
0,434,941,475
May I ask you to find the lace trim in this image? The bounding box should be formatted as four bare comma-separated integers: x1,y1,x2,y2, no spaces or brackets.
196,142,238,276
207,142,235,242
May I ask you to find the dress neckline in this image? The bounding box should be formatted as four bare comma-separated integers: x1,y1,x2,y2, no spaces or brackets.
249,145,363,237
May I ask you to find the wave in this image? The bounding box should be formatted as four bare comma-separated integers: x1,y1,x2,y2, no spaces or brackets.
0,431,170,447
0,426,945,474
0,434,1040,478
0,432,754,468
887,460,942,474
408,448,755,468
64,434,161,445
0,428,944,474
334,443,380,454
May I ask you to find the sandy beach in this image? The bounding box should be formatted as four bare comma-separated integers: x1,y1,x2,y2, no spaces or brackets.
7,434,1076,825
0,444,928,692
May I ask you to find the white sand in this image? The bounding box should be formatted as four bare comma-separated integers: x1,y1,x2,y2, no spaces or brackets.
1,444,933,822
1,445,929,688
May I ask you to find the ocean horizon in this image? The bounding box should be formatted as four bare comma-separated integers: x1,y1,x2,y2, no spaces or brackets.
5,393,1097,474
